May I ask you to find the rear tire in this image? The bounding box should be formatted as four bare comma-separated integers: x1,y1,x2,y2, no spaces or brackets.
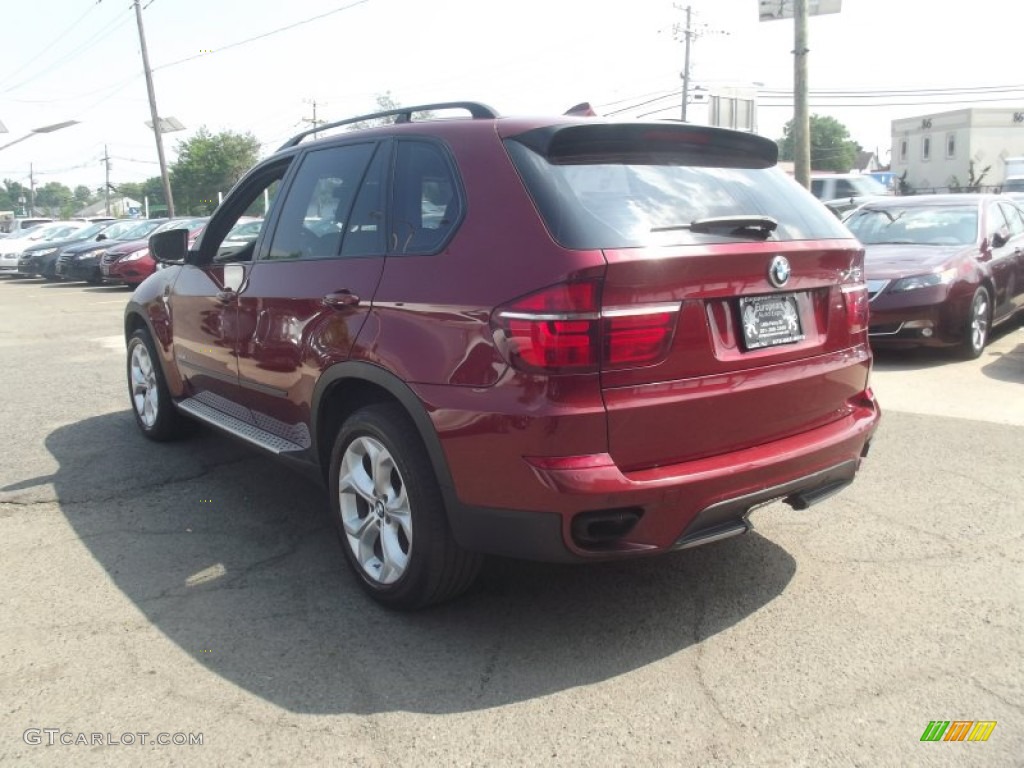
956,286,990,360
126,329,191,441
328,403,481,609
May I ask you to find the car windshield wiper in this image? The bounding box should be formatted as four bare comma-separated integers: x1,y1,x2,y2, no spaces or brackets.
652,215,779,240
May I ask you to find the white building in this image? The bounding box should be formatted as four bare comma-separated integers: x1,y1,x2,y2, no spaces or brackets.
690,86,758,133
891,108,1024,192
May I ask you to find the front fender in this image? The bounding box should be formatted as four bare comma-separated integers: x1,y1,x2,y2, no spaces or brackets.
124,266,185,397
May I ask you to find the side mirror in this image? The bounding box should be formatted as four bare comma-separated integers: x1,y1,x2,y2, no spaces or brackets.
991,230,1009,249
96,233,107,241
150,229,189,263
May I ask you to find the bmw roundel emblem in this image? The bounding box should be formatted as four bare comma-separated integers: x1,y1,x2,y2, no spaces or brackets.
768,255,791,288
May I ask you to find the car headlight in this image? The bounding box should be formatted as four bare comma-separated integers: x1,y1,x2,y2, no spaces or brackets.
33,247,58,257
123,249,149,262
889,267,957,293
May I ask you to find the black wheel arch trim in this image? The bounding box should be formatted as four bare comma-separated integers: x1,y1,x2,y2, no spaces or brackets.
311,361,460,503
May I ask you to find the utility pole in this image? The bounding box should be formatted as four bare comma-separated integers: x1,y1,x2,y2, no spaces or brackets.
103,145,111,216
303,99,326,139
675,5,694,122
793,0,811,188
29,163,35,214
134,0,174,217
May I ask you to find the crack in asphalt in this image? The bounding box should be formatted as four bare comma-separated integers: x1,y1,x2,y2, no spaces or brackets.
970,678,1024,714
135,525,328,605
692,591,744,733
0,455,259,509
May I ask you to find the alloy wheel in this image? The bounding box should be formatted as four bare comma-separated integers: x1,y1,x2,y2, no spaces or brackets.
129,342,159,428
971,290,989,353
337,435,413,585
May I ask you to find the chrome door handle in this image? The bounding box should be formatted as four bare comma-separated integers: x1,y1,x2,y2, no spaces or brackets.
322,291,360,308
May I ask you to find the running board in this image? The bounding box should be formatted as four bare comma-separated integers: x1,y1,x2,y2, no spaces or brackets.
176,396,305,454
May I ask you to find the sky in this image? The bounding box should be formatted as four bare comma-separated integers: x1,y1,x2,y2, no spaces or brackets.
1,0,1022,197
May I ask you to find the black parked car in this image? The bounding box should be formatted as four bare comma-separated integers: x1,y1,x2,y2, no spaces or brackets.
54,219,165,283
16,221,119,280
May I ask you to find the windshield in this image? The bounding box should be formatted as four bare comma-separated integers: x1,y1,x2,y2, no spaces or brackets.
226,220,263,238
121,220,164,240
152,217,207,234
42,225,84,240
845,205,978,246
101,220,148,240
73,222,108,240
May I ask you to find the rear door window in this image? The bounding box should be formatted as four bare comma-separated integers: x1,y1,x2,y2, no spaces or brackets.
389,141,462,254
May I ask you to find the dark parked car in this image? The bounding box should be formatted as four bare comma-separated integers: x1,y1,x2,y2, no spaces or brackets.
16,221,117,279
215,218,263,261
101,217,206,286
56,219,165,283
125,101,879,608
844,194,1024,358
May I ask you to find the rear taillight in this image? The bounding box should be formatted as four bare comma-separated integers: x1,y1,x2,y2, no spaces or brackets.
842,284,869,336
493,281,680,374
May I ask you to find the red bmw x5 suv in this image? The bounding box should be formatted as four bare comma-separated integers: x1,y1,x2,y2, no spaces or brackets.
125,102,880,608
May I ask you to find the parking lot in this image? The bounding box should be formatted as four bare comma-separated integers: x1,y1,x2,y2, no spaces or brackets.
1,276,1021,766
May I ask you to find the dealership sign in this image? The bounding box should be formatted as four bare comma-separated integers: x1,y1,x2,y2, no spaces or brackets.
758,0,842,21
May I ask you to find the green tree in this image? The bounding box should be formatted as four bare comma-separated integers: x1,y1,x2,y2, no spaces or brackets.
74,185,94,207
0,179,27,211
777,114,861,173
113,182,144,202
35,182,74,216
170,127,261,214
347,92,433,131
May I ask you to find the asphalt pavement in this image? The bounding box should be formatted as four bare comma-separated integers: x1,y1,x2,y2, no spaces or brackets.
0,277,1021,767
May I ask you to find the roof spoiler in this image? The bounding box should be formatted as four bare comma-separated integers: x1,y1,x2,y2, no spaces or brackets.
564,102,598,117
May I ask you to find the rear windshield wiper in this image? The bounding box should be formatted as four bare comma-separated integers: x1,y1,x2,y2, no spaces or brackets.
652,215,779,239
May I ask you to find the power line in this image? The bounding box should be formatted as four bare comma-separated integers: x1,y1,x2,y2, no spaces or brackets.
1,8,135,95
759,83,1024,96
0,0,103,88
151,0,370,73
759,94,1024,108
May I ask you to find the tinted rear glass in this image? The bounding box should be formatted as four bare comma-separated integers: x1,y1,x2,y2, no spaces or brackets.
845,204,978,246
505,138,850,249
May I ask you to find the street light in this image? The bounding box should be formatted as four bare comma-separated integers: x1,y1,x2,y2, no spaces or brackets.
145,116,185,133
0,120,80,152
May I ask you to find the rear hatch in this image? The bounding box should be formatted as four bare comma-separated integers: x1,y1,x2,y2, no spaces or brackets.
504,122,870,470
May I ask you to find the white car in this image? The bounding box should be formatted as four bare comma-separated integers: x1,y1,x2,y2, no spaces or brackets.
0,221,91,274
810,173,891,217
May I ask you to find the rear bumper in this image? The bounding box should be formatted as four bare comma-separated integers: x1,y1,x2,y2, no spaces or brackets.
447,393,880,561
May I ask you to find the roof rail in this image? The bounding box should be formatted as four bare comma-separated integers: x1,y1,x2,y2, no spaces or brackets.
278,101,500,150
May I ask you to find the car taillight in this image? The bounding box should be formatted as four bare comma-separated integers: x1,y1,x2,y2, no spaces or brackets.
493,281,680,374
841,284,869,336
603,307,679,365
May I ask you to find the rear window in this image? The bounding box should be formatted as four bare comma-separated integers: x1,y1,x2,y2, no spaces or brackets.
845,204,978,246
505,130,850,249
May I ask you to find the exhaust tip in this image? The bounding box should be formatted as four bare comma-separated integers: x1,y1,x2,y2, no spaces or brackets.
784,479,852,511
571,507,644,548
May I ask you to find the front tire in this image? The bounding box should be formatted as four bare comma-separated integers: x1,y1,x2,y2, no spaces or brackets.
126,329,190,441
328,403,481,609
957,286,990,360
